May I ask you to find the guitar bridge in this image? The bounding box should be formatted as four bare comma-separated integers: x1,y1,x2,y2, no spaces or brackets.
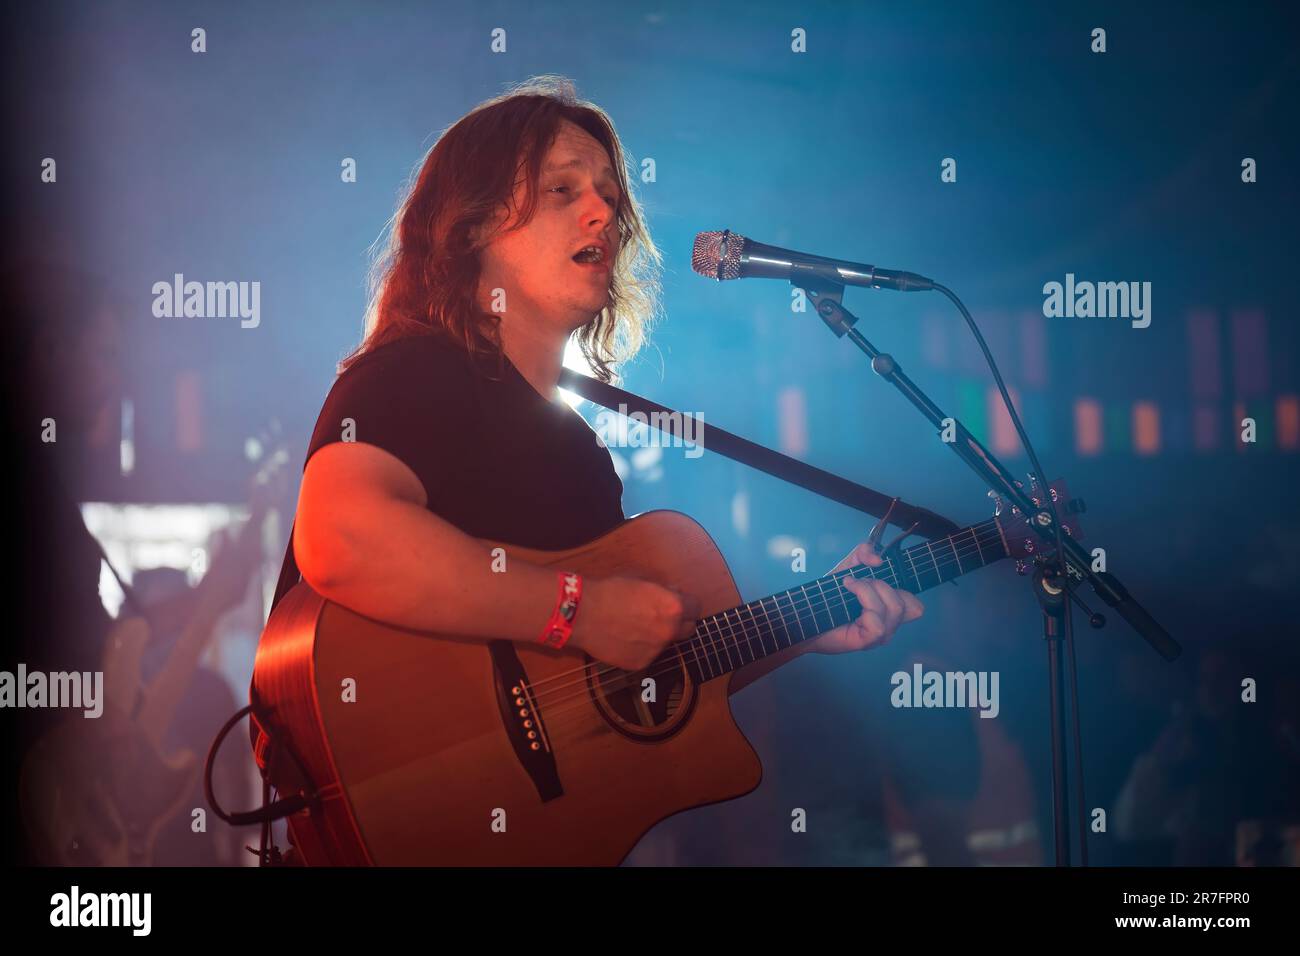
488,641,563,803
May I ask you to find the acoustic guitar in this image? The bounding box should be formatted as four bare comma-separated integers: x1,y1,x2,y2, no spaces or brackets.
251,478,1080,865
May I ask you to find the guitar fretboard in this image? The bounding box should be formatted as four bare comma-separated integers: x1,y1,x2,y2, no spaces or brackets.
676,518,1007,684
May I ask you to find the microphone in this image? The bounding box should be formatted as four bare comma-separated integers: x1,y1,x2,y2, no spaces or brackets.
692,229,934,292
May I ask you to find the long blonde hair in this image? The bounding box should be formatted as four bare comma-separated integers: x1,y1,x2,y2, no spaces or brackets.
344,75,661,383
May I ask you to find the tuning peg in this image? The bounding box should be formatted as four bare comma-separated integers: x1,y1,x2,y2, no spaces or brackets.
1027,474,1046,507
1008,479,1026,516
987,489,1004,516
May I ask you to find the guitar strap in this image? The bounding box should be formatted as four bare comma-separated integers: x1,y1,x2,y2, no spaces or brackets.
269,372,958,616
556,369,958,538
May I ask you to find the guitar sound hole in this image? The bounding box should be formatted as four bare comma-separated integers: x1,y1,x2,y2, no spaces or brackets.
587,651,696,740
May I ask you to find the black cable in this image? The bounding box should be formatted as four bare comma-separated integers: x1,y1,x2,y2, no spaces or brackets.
933,282,1089,866
260,778,272,866
204,703,317,865
204,705,256,826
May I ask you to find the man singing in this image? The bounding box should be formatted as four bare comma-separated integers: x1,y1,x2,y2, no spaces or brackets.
293,75,922,718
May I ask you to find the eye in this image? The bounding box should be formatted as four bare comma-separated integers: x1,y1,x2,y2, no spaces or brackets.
547,184,617,208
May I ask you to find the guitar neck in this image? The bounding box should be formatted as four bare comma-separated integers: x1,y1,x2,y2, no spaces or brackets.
678,518,1009,685
138,606,222,747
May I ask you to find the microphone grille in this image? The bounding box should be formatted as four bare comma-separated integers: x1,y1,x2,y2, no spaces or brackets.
691,230,746,281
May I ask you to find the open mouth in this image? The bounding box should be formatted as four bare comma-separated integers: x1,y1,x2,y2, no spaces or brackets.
571,245,609,269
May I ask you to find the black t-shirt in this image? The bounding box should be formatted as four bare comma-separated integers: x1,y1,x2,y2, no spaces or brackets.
304,333,625,551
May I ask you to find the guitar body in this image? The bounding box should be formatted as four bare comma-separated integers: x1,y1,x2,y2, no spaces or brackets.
252,510,764,866
19,618,199,866
20,440,285,865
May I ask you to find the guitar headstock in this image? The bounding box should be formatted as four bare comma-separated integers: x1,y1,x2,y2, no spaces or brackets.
244,419,293,520
991,477,1085,560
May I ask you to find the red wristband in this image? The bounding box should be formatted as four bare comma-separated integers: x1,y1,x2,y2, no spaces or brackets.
539,571,582,649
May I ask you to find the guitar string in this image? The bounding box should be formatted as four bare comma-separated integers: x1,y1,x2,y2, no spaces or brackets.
535,530,1006,739
528,524,1003,717
522,522,998,702
524,519,1002,701
529,528,1006,731
534,531,1006,737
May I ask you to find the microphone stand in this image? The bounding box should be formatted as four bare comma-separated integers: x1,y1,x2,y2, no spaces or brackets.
793,272,1181,866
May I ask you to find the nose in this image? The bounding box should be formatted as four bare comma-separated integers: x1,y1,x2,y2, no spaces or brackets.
579,186,613,232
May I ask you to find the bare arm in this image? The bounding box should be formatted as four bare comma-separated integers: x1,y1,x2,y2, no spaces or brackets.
295,441,575,639
293,442,694,667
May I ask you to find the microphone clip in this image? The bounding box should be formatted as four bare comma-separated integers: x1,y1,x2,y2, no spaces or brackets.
795,276,856,338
